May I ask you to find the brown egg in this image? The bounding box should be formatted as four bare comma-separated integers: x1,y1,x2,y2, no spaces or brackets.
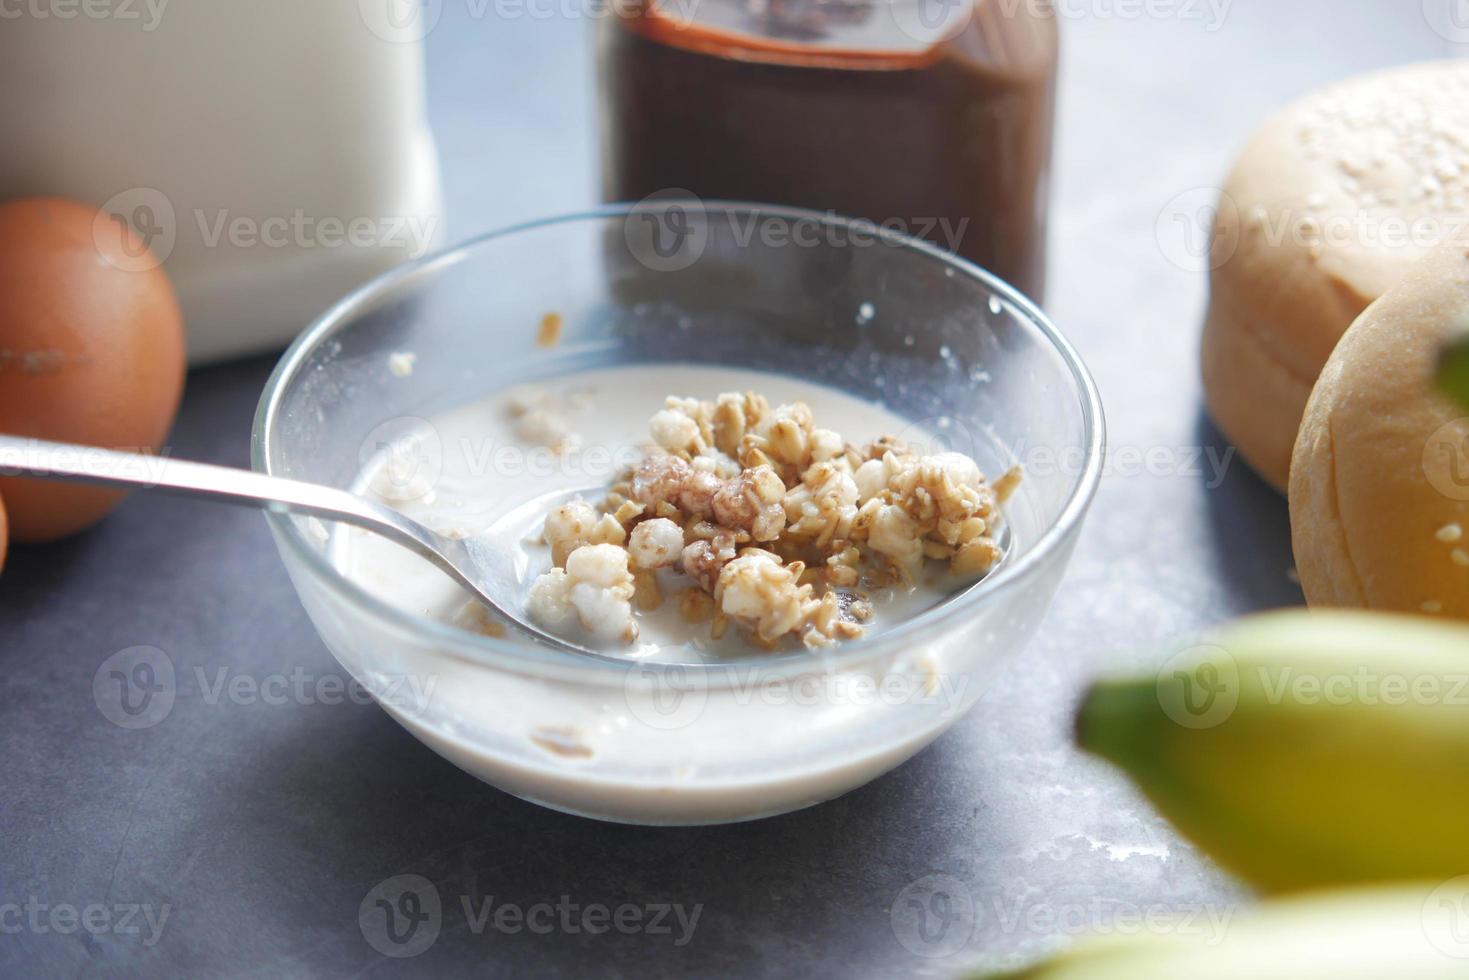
0,493,8,575
0,197,185,541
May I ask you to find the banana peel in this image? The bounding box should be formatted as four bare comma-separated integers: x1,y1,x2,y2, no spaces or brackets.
979,882,1469,979
1441,331,1469,410
1076,610,1469,893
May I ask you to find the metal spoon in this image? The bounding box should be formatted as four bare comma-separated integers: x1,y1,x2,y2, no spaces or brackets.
0,435,605,657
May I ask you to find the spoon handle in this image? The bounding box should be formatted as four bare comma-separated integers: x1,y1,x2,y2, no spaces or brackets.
0,434,441,558
0,435,628,658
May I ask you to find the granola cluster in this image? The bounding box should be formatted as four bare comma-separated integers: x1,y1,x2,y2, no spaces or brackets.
526,392,1016,649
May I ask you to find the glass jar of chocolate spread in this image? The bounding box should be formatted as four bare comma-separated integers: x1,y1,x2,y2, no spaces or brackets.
597,0,1059,300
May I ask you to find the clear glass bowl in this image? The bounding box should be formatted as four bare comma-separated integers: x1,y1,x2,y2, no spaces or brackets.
252,203,1104,825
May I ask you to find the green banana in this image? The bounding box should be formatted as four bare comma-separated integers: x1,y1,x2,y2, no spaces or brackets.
979,883,1469,979
1076,610,1469,893
1442,332,1469,410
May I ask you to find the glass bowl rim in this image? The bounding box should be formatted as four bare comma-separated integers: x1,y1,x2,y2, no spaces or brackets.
251,201,1106,680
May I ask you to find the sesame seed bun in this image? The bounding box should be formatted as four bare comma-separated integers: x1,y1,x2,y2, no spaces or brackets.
1290,241,1469,620
1203,61,1469,492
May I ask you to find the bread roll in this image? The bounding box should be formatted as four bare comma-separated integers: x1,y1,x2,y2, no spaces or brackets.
1290,241,1469,620
1203,61,1469,492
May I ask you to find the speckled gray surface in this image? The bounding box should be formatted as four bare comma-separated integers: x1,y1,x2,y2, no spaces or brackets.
0,3,1456,977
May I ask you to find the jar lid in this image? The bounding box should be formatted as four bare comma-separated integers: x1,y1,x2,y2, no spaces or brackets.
622,0,980,68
